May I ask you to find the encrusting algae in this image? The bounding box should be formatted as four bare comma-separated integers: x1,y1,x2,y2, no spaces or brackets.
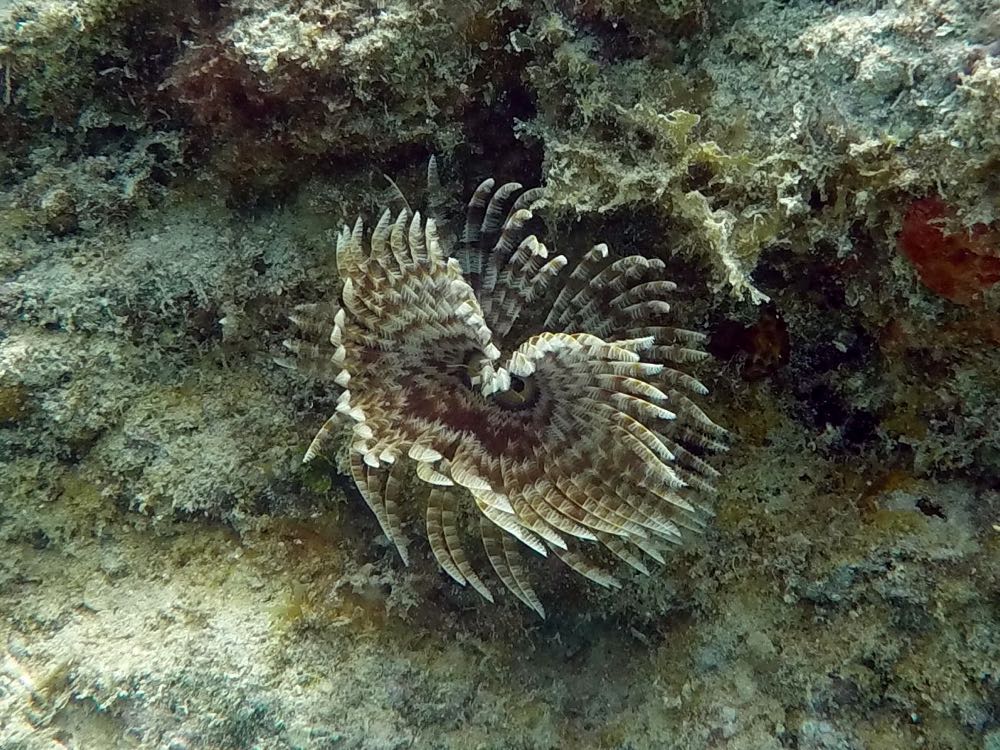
282,160,727,616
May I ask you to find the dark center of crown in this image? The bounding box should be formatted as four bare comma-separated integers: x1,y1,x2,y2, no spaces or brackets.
460,350,540,411
489,374,540,411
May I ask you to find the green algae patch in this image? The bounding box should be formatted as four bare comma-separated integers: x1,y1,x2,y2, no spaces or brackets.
864,509,929,537
0,383,29,423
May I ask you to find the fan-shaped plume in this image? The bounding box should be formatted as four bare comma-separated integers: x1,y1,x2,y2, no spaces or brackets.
283,157,728,617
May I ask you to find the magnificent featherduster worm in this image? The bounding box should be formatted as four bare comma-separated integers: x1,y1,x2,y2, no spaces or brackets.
283,159,727,617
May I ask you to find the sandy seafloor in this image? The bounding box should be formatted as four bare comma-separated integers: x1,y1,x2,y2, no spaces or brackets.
2,0,1000,748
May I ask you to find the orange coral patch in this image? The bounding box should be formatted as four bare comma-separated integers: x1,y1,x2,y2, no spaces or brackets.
898,197,1000,305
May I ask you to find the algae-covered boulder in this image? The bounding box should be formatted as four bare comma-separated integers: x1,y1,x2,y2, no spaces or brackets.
1,1,999,749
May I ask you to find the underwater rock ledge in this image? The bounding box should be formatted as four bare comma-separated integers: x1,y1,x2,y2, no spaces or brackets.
1,1,999,749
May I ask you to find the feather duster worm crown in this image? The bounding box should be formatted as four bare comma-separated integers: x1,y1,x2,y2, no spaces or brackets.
284,159,727,617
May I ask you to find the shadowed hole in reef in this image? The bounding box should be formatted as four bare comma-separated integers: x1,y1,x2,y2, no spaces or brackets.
915,496,945,519
455,80,541,191
454,8,541,188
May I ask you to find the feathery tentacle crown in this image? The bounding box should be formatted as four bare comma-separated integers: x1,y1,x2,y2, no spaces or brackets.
284,159,727,617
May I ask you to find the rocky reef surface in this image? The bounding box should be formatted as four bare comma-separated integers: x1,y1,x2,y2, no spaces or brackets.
1,1,999,748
